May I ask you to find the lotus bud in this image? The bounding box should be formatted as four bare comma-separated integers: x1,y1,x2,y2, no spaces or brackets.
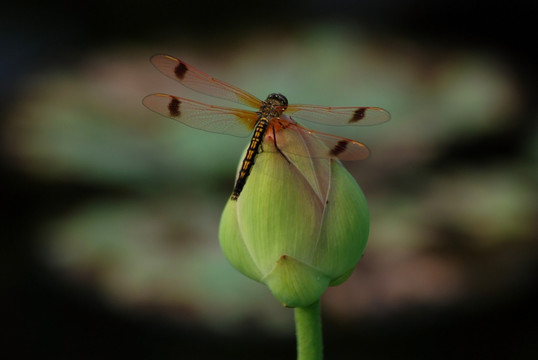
219,135,369,308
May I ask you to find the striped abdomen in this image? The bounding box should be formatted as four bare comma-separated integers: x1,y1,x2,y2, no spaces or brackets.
231,117,270,200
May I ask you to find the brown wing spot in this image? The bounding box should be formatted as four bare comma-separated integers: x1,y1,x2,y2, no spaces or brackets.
329,140,349,157
350,107,366,123
174,62,188,80
168,97,181,117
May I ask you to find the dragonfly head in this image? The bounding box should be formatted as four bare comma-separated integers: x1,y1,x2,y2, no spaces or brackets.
265,93,288,112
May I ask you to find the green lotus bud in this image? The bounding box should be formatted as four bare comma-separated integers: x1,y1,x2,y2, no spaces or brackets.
219,140,369,308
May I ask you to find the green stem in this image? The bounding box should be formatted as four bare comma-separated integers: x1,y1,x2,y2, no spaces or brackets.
294,300,323,360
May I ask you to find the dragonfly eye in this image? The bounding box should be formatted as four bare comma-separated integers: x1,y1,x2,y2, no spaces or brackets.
267,93,288,107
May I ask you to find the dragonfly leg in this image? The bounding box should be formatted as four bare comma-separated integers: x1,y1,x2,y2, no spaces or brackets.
271,125,291,164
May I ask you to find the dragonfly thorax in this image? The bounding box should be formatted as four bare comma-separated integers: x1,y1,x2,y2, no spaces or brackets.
259,93,288,116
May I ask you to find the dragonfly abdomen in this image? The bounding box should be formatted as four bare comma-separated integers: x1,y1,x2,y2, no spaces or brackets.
231,117,270,200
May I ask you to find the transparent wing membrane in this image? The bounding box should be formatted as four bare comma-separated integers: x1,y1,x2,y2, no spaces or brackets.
143,94,257,137
150,54,262,109
286,105,390,126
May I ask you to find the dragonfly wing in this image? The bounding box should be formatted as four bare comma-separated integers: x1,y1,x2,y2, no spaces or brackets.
286,104,390,126
150,54,262,109
143,93,258,137
267,119,370,161
262,117,372,202
294,124,371,161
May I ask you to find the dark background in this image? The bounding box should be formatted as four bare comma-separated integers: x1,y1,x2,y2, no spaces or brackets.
3,1,536,358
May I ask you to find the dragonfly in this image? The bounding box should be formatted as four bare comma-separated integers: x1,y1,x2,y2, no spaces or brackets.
143,54,390,201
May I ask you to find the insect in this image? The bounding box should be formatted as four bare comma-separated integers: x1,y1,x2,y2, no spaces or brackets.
143,54,389,201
